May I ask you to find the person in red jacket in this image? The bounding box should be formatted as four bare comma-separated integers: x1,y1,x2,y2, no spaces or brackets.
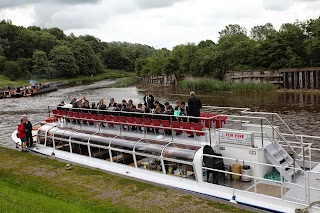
17,118,27,152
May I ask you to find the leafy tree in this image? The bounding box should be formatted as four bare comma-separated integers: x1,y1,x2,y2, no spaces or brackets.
198,39,215,48
219,24,247,37
46,27,66,40
250,23,276,41
49,45,79,77
32,50,51,77
4,61,21,80
72,39,96,75
17,58,33,76
36,32,58,53
27,26,41,32
0,55,7,74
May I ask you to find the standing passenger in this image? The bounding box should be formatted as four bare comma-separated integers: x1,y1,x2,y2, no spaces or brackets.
17,118,27,152
143,90,155,109
24,117,33,147
187,91,202,124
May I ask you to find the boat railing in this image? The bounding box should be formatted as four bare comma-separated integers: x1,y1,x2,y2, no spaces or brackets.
49,106,215,143
240,111,303,147
222,114,302,163
202,153,320,208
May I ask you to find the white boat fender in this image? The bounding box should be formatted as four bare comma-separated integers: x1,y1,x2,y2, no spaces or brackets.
229,195,237,204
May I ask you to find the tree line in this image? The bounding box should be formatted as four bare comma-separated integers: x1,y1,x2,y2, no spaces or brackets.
1,17,320,81
0,20,154,80
135,17,320,79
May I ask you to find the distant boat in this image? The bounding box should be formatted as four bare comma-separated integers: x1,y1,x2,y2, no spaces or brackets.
0,83,58,99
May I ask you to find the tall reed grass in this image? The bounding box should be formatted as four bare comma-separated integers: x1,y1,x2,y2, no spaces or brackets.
111,76,139,87
178,78,277,93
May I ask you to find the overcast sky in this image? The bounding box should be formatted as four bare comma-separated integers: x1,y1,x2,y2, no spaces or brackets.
1,0,320,49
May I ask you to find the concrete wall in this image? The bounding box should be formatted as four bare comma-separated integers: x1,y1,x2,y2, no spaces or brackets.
139,74,177,87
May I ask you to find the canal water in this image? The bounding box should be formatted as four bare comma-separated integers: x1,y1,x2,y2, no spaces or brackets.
1,80,320,151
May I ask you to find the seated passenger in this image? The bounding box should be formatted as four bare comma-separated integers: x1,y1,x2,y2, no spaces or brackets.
57,101,65,110
174,101,181,111
121,100,127,110
81,96,90,109
91,102,98,114
70,97,77,105
97,99,106,110
155,100,165,112
108,98,117,109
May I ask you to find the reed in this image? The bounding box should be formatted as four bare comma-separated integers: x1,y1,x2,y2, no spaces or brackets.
111,76,139,88
178,78,277,93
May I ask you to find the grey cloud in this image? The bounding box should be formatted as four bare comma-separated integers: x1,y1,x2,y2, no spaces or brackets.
0,0,101,9
262,0,294,11
135,0,186,9
32,3,106,30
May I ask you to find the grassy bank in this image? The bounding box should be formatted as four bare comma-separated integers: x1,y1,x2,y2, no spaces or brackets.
0,146,251,213
178,78,278,93
0,69,136,88
110,76,139,88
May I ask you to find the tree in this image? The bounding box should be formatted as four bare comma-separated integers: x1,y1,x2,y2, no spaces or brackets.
72,39,97,75
49,46,79,77
17,58,33,76
4,61,21,80
102,45,131,70
32,50,51,77
36,32,58,53
219,24,247,37
46,27,66,40
198,40,215,48
250,23,276,41
0,55,7,74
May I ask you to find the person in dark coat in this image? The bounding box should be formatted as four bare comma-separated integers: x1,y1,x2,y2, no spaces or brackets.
143,90,155,109
108,98,117,109
24,117,33,147
187,91,202,124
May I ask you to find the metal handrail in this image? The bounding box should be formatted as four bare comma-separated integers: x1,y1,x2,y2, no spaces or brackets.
240,111,303,145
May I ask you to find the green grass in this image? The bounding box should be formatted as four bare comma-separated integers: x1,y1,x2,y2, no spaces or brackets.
110,76,139,88
0,146,252,213
0,69,136,88
178,78,278,93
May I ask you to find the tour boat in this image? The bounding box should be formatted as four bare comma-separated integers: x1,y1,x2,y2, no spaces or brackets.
12,106,320,213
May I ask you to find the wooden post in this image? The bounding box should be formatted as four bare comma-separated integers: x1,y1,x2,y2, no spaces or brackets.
310,71,314,89
299,72,303,89
316,71,320,89
304,71,308,89
294,72,298,89
288,72,292,89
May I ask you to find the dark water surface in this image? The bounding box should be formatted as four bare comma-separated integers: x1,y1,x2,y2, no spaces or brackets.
1,80,320,150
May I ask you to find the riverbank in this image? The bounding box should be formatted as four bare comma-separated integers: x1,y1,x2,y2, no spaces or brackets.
0,69,135,88
0,146,253,213
178,78,278,93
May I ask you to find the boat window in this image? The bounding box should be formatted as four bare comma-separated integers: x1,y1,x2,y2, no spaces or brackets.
135,139,168,156
164,160,195,180
110,150,134,166
71,143,89,156
136,155,162,172
90,147,110,160
162,144,201,162
110,138,136,151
